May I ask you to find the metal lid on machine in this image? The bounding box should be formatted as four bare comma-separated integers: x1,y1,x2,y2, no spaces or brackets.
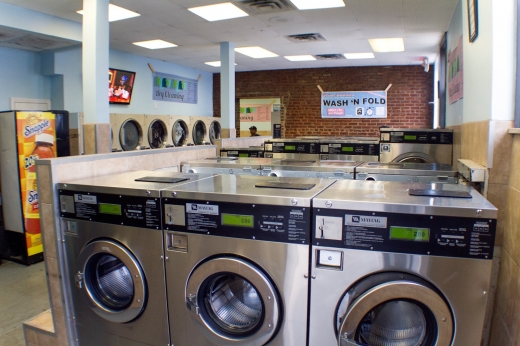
312,180,497,218
183,157,279,169
263,160,363,174
164,175,337,207
356,162,458,177
56,171,216,197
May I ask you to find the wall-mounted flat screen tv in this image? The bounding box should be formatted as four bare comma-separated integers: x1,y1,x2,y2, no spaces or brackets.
109,68,136,104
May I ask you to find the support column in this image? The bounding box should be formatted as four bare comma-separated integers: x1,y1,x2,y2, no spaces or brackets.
220,42,236,138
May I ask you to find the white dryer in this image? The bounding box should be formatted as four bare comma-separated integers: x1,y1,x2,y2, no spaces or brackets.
169,115,192,146
143,114,171,149
110,114,145,151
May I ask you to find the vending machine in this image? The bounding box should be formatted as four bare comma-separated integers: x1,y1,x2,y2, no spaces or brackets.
0,110,70,264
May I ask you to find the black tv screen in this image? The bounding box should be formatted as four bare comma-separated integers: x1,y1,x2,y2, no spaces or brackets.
109,68,136,104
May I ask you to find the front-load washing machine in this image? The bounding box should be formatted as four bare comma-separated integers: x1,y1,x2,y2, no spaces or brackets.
162,175,336,346
309,180,497,346
320,138,380,162
58,170,216,345
263,139,320,160
379,128,453,165
170,115,192,146
110,113,146,151
143,114,172,149
355,162,459,183
182,157,276,176
261,160,363,180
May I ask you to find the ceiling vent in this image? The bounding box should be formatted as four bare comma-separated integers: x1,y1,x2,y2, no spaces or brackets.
313,54,346,60
285,33,327,43
236,0,296,14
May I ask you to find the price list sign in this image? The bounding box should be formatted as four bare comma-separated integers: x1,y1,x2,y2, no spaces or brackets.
152,71,198,104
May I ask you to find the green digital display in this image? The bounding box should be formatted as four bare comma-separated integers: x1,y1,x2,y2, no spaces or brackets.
390,226,429,242
404,135,417,140
99,203,122,215
239,153,249,157
342,147,354,152
222,213,254,228
285,145,296,150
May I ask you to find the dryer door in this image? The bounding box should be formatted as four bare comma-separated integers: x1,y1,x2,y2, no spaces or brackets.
186,257,281,346
76,240,147,323
337,273,453,346
119,119,142,151
192,120,207,145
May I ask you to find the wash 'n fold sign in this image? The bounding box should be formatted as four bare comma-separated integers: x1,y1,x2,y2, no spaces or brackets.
321,90,387,119
152,71,198,104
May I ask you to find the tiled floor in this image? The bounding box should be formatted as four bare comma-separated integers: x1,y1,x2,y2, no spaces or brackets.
0,260,50,346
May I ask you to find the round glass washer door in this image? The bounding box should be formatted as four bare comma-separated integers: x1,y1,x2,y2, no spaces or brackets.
337,280,453,346
172,120,189,146
148,119,168,149
209,120,221,144
119,119,142,151
192,120,207,145
186,257,280,345
392,152,436,164
76,240,147,323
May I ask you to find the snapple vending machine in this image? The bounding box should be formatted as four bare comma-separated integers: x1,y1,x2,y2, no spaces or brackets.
0,110,70,264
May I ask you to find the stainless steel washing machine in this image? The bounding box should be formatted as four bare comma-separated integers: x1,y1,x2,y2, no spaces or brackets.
162,175,336,346
261,159,362,180
379,128,453,165
263,139,320,160
355,162,459,183
309,180,497,346
58,170,215,346
220,146,265,158
320,138,380,162
182,157,275,175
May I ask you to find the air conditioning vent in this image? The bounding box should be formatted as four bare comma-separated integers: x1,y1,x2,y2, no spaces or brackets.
236,0,296,14
313,54,346,60
285,33,327,43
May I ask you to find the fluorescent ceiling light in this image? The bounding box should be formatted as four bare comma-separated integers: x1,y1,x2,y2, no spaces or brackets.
289,0,345,10
188,2,248,22
344,52,375,59
77,4,140,22
284,55,316,61
133,39,177,49
235,46,278,59
205,61,237,67
368,38,405,52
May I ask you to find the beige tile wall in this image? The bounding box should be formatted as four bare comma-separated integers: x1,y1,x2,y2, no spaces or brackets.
25,146,216,346
489,133,520,346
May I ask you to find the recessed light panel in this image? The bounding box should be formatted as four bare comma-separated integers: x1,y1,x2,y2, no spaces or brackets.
284,55,316,61
344,53,375,59
368,38,405,52
289,0,345,10
77,4,140,22
205,61,237,67
188,3,248,22
235,47,278,59
133,40,177,49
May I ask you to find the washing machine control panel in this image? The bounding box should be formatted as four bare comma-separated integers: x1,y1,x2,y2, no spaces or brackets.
319,143,379,156
380,130,453,144
164,199,311,244
313,209,496,259
59,190,162,229
264,141,319,154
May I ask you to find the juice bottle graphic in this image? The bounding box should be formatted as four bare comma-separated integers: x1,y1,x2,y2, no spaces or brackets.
24,133,55,248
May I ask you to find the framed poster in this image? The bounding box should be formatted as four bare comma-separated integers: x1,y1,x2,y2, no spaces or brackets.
467,0,478,42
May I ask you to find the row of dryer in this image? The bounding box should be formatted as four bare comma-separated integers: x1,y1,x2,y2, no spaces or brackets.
110,114,221,151
221,128,454,165
58,170,496,346
182,157,460,184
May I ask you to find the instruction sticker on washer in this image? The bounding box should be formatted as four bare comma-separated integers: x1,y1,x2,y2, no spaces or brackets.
344,214,387,247
74,195,98,218
186,203,219,232
287,209,308,242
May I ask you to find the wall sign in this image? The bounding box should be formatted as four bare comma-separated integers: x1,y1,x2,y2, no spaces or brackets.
448,36,464,104
467,0,478,42
152,71,198,104
321,91,387,119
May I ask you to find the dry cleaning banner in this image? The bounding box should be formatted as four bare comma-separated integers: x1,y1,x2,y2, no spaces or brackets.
153,72,198,104
321,91,387,118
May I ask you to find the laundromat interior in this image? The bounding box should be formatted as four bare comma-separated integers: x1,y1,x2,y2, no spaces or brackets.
0,0,519,345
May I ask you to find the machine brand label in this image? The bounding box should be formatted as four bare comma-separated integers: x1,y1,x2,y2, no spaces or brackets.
345,214,387,228
186,203,219,215
74,194,97,204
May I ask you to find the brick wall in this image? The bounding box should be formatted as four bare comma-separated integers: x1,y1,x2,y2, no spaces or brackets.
214,65,433,138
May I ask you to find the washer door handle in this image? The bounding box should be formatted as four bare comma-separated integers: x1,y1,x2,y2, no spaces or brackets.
75,271,84,289
186,294,199,315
